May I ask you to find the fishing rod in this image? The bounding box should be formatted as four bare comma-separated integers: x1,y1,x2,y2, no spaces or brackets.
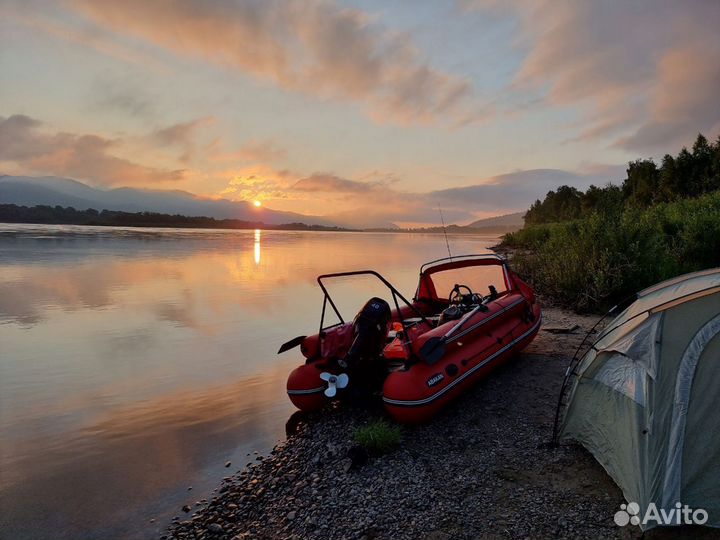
438,206,453,261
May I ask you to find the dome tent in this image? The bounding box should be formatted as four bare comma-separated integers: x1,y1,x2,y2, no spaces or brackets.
555,268,720,530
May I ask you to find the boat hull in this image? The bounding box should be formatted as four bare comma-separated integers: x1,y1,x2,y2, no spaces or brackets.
382,306,541,423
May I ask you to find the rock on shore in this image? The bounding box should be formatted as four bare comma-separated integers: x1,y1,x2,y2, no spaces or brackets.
165,309,648,540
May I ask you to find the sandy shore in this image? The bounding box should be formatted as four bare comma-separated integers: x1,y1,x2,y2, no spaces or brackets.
163,308,718,540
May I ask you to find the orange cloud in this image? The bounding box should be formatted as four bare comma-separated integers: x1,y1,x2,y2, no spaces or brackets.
617,44,720,151
292,173,373,193
69,0,483,126
215,161,616,227
148,117,215,163
218,165,296,201
469,1,720,152
234,139,288,163
0,115,184,186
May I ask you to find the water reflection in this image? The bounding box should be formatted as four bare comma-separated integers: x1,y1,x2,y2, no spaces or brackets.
0,224,498,540
254,229,261,265
0,364,295,540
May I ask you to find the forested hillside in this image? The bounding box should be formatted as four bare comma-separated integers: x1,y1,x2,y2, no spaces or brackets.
501,134,720,311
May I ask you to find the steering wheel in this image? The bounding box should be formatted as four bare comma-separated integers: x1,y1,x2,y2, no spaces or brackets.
449,284,474,305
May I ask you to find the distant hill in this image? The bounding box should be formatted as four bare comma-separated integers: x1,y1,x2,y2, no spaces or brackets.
0,203,351,232
0,175,336,227
366,223,515,235
0,175,527,232
466,211,524,230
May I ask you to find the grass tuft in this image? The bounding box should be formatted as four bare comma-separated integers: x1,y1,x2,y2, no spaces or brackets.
354,419,401,455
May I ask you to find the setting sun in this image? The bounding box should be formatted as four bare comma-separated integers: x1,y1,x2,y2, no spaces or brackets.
253,200,262,207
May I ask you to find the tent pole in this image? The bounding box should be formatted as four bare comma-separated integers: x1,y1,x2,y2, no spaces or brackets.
550,298,632,445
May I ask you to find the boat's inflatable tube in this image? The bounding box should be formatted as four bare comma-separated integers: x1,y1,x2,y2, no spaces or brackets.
383,294,540,423
287,364,327,411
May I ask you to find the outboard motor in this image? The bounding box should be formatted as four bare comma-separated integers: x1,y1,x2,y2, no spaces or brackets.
335,298,391,400
339,297,392,369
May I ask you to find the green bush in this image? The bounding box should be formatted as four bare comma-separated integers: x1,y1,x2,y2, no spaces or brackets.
354,419,401,455
501,191,720,312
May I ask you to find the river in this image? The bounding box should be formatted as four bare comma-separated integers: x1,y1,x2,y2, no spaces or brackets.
0,224,497,539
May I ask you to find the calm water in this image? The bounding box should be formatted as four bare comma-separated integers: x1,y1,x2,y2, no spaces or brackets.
0,224,497,540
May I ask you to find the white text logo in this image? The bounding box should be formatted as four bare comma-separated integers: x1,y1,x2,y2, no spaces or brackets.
614,502,708,527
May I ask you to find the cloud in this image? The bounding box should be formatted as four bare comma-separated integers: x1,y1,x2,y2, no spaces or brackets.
218,163,619,226
69,0,482,125
218,167,395,202
149,117,214,163
427,168,612,217
218,165,295,201
151,118,213,147
468,1,720,153
292,173,373,193
616,44,720,152
0,114,184,185
235,139,288,163
3,3,169,71
93,89,155,118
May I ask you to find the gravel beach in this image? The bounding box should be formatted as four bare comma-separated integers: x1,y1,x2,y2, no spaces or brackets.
164,308,718,540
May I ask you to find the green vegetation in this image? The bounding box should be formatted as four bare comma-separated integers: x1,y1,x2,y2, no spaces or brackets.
502,134,720,312
524,134,720,225
0,204,349,231
354,419,402,455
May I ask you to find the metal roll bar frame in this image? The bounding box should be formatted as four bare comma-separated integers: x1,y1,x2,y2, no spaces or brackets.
316,270,430,336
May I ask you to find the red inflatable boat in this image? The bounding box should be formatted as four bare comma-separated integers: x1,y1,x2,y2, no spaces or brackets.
280,254,541,423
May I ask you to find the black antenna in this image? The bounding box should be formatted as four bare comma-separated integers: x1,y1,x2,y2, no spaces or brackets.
438,206,452,260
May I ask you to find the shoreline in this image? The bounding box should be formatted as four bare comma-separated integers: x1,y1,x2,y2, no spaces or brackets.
163,308,641,540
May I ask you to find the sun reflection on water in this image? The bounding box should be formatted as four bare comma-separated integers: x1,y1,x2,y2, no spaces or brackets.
254,229,261,265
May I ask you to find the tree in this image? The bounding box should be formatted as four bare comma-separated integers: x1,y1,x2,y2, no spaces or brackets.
623,159,659,207
658,154,678,202
520,132,719,227
711,134,720,192
673,147,695,198
524,199,544,225
691,133,714,194
523,186,582,224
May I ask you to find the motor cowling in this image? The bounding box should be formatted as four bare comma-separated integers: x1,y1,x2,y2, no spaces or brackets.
341,297,391,369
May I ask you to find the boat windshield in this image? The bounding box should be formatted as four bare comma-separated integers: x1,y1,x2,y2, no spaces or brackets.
427,264,508,301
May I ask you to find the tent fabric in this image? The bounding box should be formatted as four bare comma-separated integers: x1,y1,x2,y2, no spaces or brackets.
661,312,720,510
638,268,720,297
617,268,720,324
593,353,648,405
559,269,720,530
602,313,662,378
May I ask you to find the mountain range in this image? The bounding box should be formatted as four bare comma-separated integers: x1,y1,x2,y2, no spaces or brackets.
0,175,342,227
0,175,524,231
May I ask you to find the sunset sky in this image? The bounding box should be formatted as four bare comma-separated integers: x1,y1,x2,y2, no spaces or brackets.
1,1,719,226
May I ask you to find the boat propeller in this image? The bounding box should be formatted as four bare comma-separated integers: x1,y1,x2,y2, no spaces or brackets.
319,372,349,398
